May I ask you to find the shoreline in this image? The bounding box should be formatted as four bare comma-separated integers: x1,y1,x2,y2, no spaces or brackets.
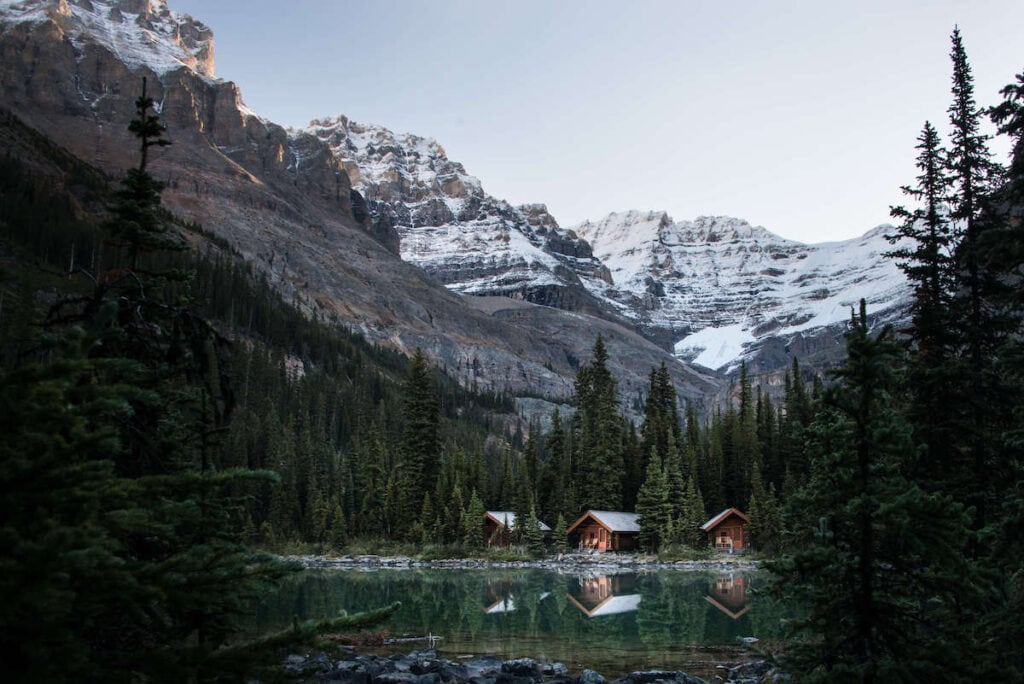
283,647,774,684
286,552,761,573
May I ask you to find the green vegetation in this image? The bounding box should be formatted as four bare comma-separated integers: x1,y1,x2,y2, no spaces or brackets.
0,83,398,681
766,31,1024,680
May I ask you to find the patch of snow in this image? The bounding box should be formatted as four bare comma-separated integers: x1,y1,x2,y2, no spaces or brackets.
675,323,756,372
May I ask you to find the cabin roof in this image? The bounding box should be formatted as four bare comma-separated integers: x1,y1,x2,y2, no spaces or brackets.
700,507,750,532
485,511,552,532
568,510,641,534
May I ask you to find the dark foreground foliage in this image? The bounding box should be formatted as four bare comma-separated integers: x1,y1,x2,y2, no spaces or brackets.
766,30,1024,681
0,82,397,681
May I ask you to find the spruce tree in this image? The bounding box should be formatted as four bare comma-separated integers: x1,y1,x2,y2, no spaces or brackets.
770,302,981,681
976,72,1024,672
538,406,569,522
523,504,546,556
574,336,624,510
462,489,487,549
552,513,570,554
945,27,1006,525
640,363,682,478
0,331,143,679
103,77,179,268
886,120,959,489
747,466,782,556
636,448,671,551
400,348,441,533
683,401,703,481
678,477,706,548
779,357,812,495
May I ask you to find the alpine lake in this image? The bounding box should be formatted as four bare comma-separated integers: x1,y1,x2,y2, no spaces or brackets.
255,567,788,679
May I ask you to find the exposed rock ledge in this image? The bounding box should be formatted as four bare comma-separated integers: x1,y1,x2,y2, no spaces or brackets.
285,553,760,574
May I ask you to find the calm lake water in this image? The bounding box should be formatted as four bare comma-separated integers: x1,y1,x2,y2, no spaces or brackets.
256,568,787,678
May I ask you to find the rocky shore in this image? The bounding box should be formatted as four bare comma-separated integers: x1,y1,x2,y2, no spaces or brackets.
286,553,760,574
283,649,781,684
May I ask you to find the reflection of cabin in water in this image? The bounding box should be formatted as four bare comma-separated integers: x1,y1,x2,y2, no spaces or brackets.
485,596,516,613
483,578,516,613
700,508,749,552
568,574,641,617
704,574,750,619
483,511,551,547
567,511,640,551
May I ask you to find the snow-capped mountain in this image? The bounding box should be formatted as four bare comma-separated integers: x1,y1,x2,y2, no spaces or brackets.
0,0,214,78
306,114,912,376
575,211,911,372
308,116,615,315
0,0,722,411
0,0,913,396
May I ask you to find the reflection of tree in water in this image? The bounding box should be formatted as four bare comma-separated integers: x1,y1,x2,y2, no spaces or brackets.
636,573,709,646
537,574,570,635
636,575,673,645
744,591,788,642
676,583,708,645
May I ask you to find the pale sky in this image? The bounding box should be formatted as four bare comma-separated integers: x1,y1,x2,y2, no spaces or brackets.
172,0,1023,244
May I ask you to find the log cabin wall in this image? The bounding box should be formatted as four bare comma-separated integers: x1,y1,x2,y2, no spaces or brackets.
576,521,611,550
706,512,748,550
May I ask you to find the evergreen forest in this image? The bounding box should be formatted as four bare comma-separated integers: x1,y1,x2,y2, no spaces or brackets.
0,28,1022,683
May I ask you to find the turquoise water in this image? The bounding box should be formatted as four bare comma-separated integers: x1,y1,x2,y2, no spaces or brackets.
256,568,786,678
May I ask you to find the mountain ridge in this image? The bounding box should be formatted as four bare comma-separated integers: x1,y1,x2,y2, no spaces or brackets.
0,0,912,409
0,0,723,416
573,211,910,372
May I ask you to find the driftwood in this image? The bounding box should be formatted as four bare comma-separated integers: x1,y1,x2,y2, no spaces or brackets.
208,601,402,664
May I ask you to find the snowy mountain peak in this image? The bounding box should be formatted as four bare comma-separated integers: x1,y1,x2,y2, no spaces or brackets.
307,115,613,304
575,210,909,372
680,215,784,245
308,115,481,204
0,0,215,78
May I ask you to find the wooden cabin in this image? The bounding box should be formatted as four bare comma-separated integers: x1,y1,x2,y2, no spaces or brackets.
483,511,551,547
567,510,640,552
701,507,749,552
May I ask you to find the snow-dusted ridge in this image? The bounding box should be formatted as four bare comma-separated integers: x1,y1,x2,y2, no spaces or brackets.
575,212,910,372
0,0,216,79
308,115,612,302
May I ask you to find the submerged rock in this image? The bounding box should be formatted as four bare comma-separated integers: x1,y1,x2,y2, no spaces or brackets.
612,671,705,684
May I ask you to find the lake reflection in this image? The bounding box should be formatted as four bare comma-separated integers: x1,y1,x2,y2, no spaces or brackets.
568,574,641,617
255,568,784,678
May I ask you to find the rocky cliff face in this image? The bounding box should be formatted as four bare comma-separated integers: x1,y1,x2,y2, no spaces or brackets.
308,116,617,318
0,0,721,413
574,211,911,374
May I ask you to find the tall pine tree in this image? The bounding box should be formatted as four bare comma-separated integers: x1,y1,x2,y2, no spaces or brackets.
574,336,624,510
770,302,981,681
